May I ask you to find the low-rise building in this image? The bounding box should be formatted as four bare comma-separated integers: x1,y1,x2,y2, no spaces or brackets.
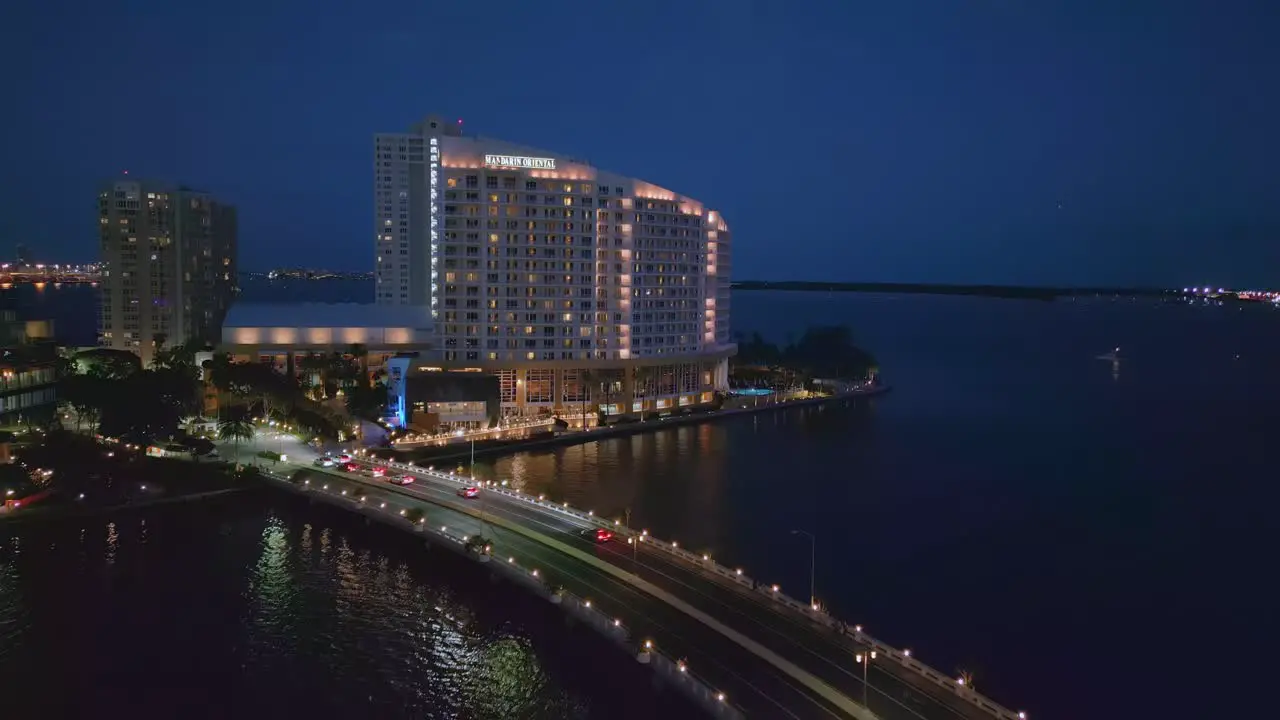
219,302,434,374
0,345,58,430
385,358,500,432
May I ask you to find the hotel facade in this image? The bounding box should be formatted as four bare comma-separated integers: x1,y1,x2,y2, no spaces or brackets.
373,115,734,421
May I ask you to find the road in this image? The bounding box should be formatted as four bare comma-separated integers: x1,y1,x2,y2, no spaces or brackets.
224,434,1016,720
277,465,855,719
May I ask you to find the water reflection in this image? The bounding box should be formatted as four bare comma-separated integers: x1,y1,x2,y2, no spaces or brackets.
0,503,684,719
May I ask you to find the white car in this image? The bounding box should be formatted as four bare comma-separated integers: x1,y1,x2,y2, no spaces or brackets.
390,475,415,486
313,456,335,467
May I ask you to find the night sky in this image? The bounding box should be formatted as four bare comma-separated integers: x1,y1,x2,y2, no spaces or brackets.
4,1,1277,286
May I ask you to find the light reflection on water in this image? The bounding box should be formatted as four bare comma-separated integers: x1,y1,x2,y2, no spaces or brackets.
0,502,687,719
0,556,27,666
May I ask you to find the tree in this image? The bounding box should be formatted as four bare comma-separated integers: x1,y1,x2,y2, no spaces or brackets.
344,367,387,441
297,353,331,400
152,336,205,373
217,409,256,460
783,325,877,380
578,369,594,429
734,332,783,367
347,343,369,382
95,367,197,440
633,366,656,421
61,371,108,433
283,406,341,443
73,348,141,380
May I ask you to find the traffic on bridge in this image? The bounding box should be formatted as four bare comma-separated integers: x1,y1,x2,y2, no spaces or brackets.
232,434,1030,720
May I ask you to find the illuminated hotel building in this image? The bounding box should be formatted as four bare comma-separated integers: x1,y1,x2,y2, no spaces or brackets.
373,114,734,420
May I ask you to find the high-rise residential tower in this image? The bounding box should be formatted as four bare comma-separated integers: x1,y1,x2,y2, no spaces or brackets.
97,178,237,366
373,115,733,418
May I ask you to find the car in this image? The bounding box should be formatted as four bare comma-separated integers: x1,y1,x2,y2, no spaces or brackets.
313,457,335,467
457,486,480,498
390,475,415,486
580,527,614,544
344,463,361,472
370,466,387,477
335,453,353,463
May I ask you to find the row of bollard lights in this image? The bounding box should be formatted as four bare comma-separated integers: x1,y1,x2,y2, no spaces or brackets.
334,459,1029,720
301,473,734,712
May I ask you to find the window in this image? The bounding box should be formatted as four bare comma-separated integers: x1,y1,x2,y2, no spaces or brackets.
525,369,554,403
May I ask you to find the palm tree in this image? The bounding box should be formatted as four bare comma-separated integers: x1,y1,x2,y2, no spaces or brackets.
217,409,256,462
633,366,655,421
297,353,328,399
326,351,356,398
578,369,594,430
348,343,369,382
344,375,387,442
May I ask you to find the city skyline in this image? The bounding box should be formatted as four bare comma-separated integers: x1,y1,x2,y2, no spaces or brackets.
4,2,1279,287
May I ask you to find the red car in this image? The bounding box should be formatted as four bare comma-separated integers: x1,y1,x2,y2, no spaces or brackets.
370,466,387,477
344,463,360,472
580,527,613,543
457,486,480,498
390,475,414,486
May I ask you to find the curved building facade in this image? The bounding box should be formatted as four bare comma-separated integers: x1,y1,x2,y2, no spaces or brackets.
374,115,734,422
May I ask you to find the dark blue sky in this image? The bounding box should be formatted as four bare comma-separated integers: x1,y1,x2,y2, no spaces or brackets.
4,1,1278,286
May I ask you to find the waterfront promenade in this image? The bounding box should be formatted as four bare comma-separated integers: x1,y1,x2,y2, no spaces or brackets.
384,382,892,465
244,434,1031,720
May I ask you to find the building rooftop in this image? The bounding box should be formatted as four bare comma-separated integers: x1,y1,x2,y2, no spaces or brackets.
221,303,434,349
224,303,432,329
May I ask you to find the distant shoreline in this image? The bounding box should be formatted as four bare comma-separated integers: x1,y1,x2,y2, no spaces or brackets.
731,281,1175,301
0,487,247,526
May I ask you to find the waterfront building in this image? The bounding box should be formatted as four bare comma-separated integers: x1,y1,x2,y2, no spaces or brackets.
0,303,58,430
384,358,501,430
219,303,434,375
97,178,237,366
371,114,734,424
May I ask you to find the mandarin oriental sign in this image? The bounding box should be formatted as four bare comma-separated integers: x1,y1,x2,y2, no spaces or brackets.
484,154,556,170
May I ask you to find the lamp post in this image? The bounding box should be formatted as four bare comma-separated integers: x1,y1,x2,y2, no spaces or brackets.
855,649,876,707
790,529,816,608
626,507,637,565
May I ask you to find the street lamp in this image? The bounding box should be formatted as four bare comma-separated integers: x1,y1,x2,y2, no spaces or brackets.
790,529,816,608
625,507,638,565
854,649,876,707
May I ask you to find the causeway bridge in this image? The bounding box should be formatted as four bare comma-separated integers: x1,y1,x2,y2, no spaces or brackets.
255,446,1032,720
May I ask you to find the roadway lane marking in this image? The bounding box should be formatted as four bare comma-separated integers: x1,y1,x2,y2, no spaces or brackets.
405,483,881,720
289,470,830,719
375,465,976,720
395,473,937,716
300,465,876,717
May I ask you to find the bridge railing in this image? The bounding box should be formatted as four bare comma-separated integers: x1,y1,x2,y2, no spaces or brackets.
357,457,1030,720
267,467,743,719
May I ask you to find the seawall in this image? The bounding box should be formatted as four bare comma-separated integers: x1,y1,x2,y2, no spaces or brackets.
391,385,891,465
